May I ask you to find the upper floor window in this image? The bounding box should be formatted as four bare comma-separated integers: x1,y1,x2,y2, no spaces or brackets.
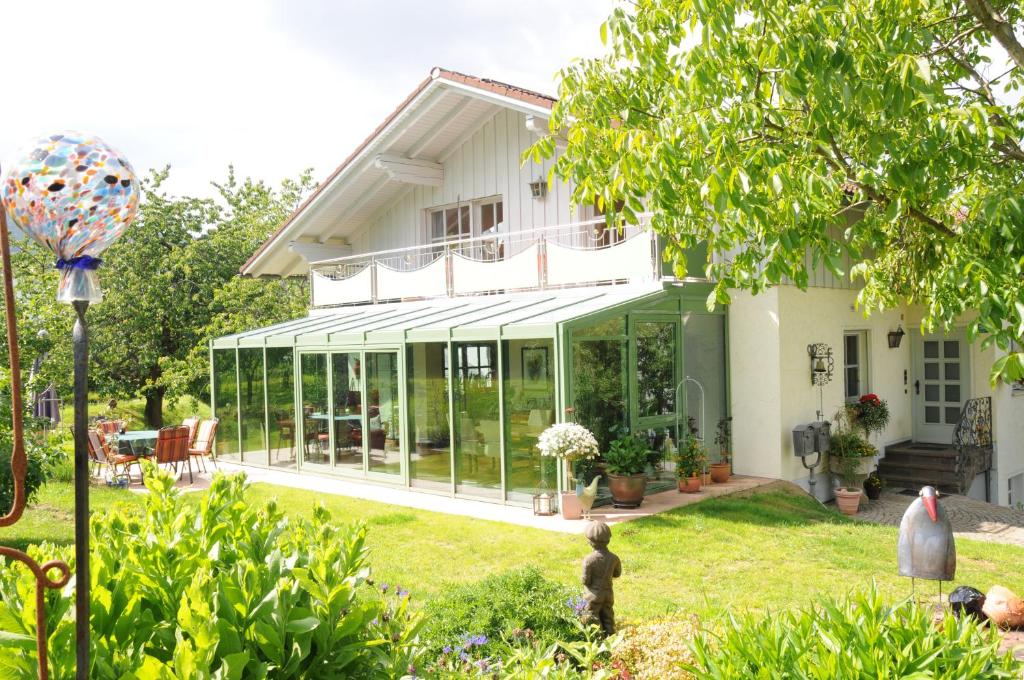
844,330,869,401
590,198,626,247
428,197,503,245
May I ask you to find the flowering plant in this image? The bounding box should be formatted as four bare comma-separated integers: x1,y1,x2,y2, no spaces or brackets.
537,423,600,462
849,393,890,438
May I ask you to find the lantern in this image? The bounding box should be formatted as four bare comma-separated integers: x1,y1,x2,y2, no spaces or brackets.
2,131,139,303
533,491,554,516
888,325,906,348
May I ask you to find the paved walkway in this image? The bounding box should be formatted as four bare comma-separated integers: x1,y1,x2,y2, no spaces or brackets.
118,461,775,534
856,489,1024,548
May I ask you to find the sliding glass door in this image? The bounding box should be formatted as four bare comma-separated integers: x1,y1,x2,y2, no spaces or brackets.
331,352,363,472
366,352,402,478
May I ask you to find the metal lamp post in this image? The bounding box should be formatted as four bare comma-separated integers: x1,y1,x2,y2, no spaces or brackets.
2,132,139,679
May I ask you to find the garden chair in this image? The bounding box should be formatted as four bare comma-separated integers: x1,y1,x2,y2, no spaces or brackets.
182,416,200,448
153,425,193,483
97,419,122,435
87,428,138,483
189,418,219,474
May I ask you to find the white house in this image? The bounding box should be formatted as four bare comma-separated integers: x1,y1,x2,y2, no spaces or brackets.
211,67,1024,508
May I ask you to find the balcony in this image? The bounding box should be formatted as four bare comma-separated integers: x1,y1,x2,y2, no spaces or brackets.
309,215,666,307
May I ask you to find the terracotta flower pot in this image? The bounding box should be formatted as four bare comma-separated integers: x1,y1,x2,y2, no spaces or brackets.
710,462,731,483
835,488,863,516
608,473,647,508
560,491,582,520
677,475,701,493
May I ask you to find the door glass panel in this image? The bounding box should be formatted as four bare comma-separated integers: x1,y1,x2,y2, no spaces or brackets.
267,347,296,470
408,343,451,491
924,341,939,359
300,353,331,471
943,341,959,359
945,406,961,424
572,317,627,451
683,314,728,445
367,353,401,477
925,406,940,423
212,349,240,462
238,348,267,464
453,342,501,497
925,384,939,402
924,363,939,380
945,385,960,403
944,362,960,380
504,339,556,502
636,321,677,419
332,353,363,472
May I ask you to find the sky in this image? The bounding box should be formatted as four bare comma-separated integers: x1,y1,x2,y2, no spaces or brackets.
0,0,612,200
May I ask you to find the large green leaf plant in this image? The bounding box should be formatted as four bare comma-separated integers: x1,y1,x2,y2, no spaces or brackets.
0,466,422,679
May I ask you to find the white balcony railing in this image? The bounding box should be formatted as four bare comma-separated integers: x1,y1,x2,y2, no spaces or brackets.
309,215,661,307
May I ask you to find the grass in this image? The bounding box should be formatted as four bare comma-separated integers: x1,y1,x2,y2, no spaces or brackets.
57,394,209,429
5,478,1024,624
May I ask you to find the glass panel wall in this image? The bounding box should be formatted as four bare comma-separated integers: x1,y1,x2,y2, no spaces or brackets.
299,353,332,471
212,349,240,462
331,353,363,472
366,352,401,477
238,348,267,464
266,347,296,469
408,343,452,491
453,341,502,498
636,320,677,420
571,317,627,452
683,314,728,457
504,339,556,501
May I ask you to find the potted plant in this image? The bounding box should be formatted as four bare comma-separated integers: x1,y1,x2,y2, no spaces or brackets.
604,428,651,508
710,416,733,483
828,420,878,516
676,433,707,493
848,394,890,441
537,422,600,519
863,472,884,501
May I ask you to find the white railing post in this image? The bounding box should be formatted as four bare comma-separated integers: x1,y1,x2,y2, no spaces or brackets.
370,259,378,303
445,243,454,297
538,233,548,290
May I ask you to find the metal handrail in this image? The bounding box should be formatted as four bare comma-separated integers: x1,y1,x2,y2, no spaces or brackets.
310,212,655,269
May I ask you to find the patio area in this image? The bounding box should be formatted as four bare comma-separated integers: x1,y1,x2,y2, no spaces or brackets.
122,462,776,534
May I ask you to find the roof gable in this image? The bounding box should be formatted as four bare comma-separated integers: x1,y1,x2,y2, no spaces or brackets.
242,68,555,278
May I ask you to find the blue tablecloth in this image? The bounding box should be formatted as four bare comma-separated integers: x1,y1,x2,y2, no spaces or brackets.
115,430,159,456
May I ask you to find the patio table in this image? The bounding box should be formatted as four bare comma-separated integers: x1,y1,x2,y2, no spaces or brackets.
116,430,160,457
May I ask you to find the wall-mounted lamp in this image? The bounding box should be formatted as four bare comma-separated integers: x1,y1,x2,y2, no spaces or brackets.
528,178,547,199
887,325,905,348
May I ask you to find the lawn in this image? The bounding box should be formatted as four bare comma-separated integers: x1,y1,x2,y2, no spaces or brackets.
5,477,1024,624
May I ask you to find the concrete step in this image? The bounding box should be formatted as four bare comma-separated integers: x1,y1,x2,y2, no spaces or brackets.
877,458,958,473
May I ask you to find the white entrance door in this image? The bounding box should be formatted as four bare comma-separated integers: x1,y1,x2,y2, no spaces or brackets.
912,332,969,443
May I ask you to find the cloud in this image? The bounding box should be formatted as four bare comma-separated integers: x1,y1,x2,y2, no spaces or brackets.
0,0,610,201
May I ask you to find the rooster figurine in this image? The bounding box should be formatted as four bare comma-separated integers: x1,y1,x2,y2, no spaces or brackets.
576,475,601,521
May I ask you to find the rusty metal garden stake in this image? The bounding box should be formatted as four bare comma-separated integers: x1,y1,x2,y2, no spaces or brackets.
0,200,72,680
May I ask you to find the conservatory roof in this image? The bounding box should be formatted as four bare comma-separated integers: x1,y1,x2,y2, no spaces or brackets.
210,285,669,349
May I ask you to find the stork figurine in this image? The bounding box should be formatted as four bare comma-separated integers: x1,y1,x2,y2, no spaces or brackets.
897,486,956,600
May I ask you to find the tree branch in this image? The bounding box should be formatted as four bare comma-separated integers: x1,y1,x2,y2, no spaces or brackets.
963,0,1024,70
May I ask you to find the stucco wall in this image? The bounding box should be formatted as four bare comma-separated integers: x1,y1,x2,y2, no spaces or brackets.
993,356,1024,505
728,289,783,479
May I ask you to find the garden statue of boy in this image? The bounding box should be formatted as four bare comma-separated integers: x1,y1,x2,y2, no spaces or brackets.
581,520,621,635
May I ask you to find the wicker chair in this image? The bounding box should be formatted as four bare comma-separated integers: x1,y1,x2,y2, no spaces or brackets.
189,418,219,474
87,428,138,483
153,425,193,483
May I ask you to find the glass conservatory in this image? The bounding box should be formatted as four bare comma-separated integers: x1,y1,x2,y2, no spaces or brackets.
209,284,727,507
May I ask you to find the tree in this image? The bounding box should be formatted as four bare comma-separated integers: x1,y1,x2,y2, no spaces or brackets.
533,0,1024,382
88,167,313,426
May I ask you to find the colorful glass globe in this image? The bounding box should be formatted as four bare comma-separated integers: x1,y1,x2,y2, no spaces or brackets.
2,132,139,303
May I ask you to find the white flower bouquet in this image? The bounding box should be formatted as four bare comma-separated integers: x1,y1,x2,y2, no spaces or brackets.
537,422,599,462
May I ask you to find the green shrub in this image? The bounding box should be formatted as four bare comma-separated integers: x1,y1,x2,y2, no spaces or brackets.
420,567,583,659
687,588,1023,678
0,463,424,679
0,447,47,516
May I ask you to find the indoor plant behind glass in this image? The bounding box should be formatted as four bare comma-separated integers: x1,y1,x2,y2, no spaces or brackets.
676,432,707,493
604,427,652,508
